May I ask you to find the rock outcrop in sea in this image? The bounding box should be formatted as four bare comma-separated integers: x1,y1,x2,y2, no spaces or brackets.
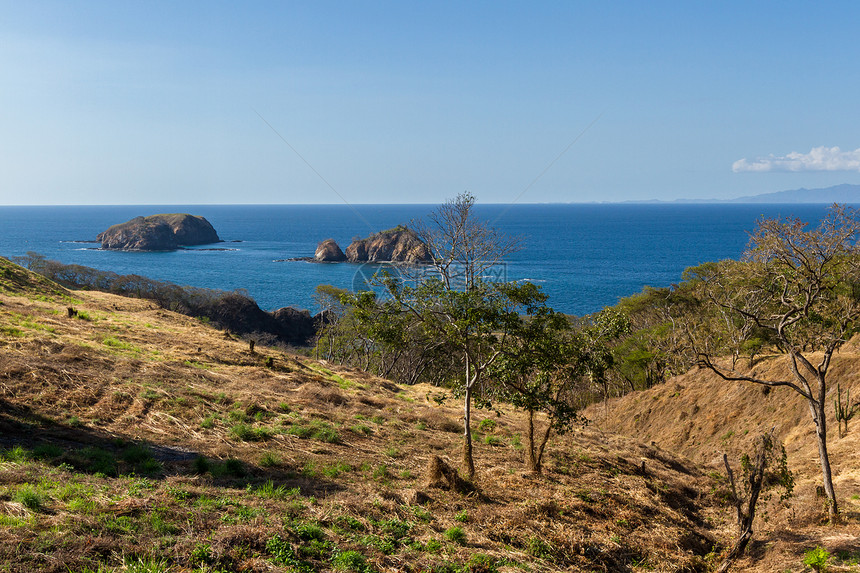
97,214,221,251
344,226,432,263
314,238,347,262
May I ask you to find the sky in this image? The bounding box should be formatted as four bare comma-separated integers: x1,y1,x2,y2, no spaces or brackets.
3,1,860,205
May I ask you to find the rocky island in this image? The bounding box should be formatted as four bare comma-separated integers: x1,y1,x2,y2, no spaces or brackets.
314,238,347,262
314,225,431,263
97,214,221,251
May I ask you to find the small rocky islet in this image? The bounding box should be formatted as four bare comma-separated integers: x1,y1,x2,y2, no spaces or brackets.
97,213,221,251
314,225,431,263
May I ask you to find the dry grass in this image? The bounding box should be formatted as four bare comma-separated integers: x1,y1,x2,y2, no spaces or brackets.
1,257,853,572
587,353,860,572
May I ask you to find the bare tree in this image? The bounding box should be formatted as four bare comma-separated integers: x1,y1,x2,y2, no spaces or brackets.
716,431,793,572
412,191,522,291
696,204,860,523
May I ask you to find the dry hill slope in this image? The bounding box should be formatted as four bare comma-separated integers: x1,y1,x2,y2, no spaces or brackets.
0,257,724,573
586,354,860,572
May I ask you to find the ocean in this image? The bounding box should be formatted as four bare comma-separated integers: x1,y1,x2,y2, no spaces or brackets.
0,203,837,316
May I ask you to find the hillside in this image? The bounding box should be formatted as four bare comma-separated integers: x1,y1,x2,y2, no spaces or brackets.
586,353,860,571
0,257,725,573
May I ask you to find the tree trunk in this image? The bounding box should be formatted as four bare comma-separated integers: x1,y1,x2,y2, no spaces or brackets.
462,355,475,478
527,409,538,473
809,399,838,522
717,446,766,572
535,420,553,475
716,529,753,573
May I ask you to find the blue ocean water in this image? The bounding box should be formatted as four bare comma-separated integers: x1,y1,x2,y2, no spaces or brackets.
0,203,836,316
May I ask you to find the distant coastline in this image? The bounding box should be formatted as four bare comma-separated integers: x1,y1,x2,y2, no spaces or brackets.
620,183,860,205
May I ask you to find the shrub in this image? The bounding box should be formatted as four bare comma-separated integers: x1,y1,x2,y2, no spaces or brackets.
804,547,830,572
216,458,245,477
323,461,352,478
3,445,32,462
33,443,62,459
331,549,368,572
13,484,44,512
372,464,389,480
121,445,153,464
335,515,365,532
76,447,118,476
229,423,271,441
252,481,300,500
285,420,340,443
527,536,553,558
190,543,212,565
477,419,497,432
444,526,466,545
192,456,210,474
350,424,372,435
294,522,325,541
384,446,400,458
123,557,171,573
467,553,498,573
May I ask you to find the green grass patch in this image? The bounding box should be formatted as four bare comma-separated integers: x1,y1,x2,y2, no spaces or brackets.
284,419,340,443
102,336,140,352
444,526,466,545
250,480,301,500
13,484,46,512
229,422,272,442
0,326,24,337
322,461,352,478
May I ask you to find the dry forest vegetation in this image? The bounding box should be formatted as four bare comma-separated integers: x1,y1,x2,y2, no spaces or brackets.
0,256,857,572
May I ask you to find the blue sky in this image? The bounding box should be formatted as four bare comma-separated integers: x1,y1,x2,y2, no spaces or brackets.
2,1,860,205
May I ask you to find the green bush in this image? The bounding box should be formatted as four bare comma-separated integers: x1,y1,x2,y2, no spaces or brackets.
444,526,466,545
211,458,245,477
477,419,497,432
32,443,63,459
331,549,368,572
192,455,210,474
2,445,32,462
335,515,365,532
294,522,325,541
804,547,830,572
467,553,498,573
13,484,45,512
229,423,271,441
251,480,299,500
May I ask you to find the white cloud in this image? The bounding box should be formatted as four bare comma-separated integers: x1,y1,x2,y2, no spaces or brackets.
732,146,860,173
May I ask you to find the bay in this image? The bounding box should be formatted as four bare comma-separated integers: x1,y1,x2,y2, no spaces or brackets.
0,203,837,316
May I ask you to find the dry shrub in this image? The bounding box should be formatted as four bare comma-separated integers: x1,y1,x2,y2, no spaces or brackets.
210,524,272,556
424,455,475,494
421,410,460,433
358,396,383,407
297,383,347,406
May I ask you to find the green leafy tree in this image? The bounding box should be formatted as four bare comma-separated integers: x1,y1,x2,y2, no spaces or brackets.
493,295,584,474
381,274,535,477
579,307,631,409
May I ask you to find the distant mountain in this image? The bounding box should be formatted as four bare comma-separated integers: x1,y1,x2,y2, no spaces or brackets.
626,183,860,204
726,183,860,204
